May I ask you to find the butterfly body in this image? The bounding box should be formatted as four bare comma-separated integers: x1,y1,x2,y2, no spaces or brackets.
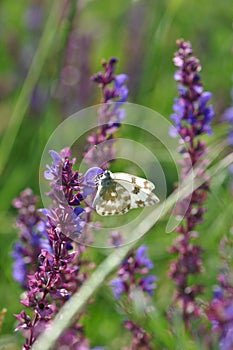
93,171,159,216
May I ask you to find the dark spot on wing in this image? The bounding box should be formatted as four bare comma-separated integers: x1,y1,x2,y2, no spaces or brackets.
132,186,140,194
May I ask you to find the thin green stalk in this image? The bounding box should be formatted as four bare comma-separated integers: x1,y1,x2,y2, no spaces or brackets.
0,1,62,176
55,0,79,84
32,151,233,350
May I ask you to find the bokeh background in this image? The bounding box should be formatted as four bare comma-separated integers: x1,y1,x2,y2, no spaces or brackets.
0,0,232,348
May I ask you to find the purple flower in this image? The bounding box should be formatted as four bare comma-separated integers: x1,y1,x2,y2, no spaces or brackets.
220,328,233,350
207,238,233,350
223,107,233,124
139,275,157,296
13,150,101,347
111,279,126,300
24,3,43,31
85,58,128,169
11,189,51,288
114,73,129,103
228,130,233,147
170,39,214,139
168,39,214,328
44,150,62,180
110,245,157,300
44,149,103,237
46,149,102,205
12,243,27,286
14,204,88,347
124,320,153,349
221,85,233,194
135,245,154,269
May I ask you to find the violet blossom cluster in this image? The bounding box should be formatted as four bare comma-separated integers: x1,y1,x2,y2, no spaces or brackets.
168,39,214,328
44,147,102,237
111,245,157,300
14,149,103,349
85,57,128,169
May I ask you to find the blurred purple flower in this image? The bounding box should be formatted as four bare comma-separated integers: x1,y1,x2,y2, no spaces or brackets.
12,243,27,286
135,245,154,269
24,3,43,31
12,188,51,288
207,237,233,350
111,245,157,300
111,279,126,300
124,320,153,350
222,87,233,168
139,275,157,296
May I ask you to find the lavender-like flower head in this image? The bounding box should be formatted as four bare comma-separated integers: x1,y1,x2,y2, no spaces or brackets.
168,39,214,328
170,40,214,139
85,57,128,169
13,148,104,348
44,148,102,237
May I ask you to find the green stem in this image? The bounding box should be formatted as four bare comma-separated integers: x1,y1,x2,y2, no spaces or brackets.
0,1,62,176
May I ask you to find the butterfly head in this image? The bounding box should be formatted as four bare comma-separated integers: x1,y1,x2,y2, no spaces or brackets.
100,171,114,188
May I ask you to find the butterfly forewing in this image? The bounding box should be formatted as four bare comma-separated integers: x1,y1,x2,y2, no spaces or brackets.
113,176,160,209
111,172,155,193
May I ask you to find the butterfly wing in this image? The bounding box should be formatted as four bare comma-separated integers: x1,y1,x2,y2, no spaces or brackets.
112,173,159,209
129,189,159,209
93,182,131,216
111,172,155,194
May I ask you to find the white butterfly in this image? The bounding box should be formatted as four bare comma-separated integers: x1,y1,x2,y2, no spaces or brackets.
93,170,160,216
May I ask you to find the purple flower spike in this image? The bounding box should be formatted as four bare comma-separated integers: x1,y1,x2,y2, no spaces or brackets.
85,58,128,170
171,39,214,139
168,39,214,329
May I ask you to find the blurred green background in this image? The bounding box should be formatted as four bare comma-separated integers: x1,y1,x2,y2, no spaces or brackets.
0,0,232,348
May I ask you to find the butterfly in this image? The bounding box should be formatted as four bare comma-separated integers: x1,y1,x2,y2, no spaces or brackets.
92,170,160,216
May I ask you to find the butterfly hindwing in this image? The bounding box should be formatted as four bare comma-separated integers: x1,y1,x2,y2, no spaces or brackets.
94,181,131,216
